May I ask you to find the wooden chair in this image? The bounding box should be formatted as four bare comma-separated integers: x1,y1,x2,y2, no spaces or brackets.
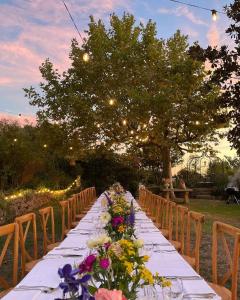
0,223,19,298
70,197,78,228
15,213,41,276
39,206,60,254
59,200,70,240
182,211,204,273
208,221,240,300
169,205,188,253
75,192,85,221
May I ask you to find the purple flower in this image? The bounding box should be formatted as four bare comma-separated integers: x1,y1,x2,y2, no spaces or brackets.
58,264,92,297
129,200,135,226
112,216,124,227
99,258,110,270
79,254,96,273
104,242,111,250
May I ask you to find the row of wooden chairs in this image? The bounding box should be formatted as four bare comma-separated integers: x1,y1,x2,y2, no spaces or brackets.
139,188,240,300
0,187,96,298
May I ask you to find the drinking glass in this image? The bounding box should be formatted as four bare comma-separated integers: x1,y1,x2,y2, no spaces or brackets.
162,278,183,300
139,285,158,299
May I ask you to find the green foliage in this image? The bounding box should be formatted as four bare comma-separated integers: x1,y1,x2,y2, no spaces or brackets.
177,168,204,187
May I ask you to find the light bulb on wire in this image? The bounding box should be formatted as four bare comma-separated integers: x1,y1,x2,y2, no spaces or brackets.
122,119,127,126
83,52,90,62
211,10,217,21
109,98,115,106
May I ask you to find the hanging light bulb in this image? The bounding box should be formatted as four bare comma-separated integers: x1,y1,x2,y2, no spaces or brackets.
143,123,147,128
83,52,90,62
97,123,101,128
130,130,134,134
43,144,47,148
69,146,73,150
13,138,18,142
18,113,22,118
122,119,127,126
211,10,217,21
195,121,200,125
109,98,115,106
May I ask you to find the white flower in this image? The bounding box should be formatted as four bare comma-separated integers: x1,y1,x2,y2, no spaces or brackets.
87,239,98,249
87,234,111,249
97,234,111,245
134,239,144,248
100,212,111,224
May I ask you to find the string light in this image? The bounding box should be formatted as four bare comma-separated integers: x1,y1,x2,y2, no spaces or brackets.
143,123,147,128
83,52,90,62
211,10,217,21
109,98,115,106
69,146,73,150
4,177,80,200
97,123,101,128
122,119,127,126
168,0,226,19
195,121,200,125
130,130,134,134
13,138,17,142
43,144,47,148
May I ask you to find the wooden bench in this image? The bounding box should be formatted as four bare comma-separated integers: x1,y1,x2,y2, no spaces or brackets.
162,188,193,204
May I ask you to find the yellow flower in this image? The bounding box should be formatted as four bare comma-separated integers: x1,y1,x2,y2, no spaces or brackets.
118,225,125,233
140,267,154,285
142,255,149,262
161,278,172,287
124,261,134,274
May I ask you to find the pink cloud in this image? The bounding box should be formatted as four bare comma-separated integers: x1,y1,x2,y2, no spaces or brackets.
0,112,36,126
207,23,220,47
158,6,207,26
0,0,130,88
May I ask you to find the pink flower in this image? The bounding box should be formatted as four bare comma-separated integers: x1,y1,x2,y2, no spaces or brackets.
112,216,124,227
99,258,110,270
79,254,96,273
95,288,127,300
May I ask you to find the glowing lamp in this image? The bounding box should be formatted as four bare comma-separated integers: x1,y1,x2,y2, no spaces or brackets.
83,52,90,62
211,10,217,21
109,99,115,106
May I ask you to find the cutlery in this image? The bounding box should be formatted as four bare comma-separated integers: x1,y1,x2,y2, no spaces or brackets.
14,285,57,293
154,249,177,253
44,253,83,258
183,293,216,299
68,232,90,235
166,276,203,280
55,247,85,251
145,243,170,246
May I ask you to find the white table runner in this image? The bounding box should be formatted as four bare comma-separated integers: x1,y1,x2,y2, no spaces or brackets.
2,192,220,300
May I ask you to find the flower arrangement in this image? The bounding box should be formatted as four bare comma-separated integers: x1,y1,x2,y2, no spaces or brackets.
81,237,158,300
101,193,135,240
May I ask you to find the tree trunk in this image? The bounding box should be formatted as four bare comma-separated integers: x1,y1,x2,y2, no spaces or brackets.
162,146,175,199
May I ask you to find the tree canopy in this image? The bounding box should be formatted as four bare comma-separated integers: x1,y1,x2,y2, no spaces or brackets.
25,13,223,180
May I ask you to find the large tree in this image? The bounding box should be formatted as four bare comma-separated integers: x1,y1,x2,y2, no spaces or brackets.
25,14,222,185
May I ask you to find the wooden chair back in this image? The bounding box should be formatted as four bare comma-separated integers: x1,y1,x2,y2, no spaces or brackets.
39,206,55,254
173,205,188,253
212,221,240,300
69,197,76,225
15,213,37,276
0,223,19,289
59,200,70,240
185,211,205,273
167,201,177,240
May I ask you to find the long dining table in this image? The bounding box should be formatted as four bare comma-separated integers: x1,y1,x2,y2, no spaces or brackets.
3,192,220,300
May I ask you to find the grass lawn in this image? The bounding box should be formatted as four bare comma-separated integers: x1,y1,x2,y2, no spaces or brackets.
184,198,240,296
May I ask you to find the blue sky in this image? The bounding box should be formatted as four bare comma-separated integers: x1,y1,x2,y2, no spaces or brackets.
0,0,233,118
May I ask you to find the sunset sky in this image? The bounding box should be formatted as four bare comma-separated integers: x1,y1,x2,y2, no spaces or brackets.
0,0,237,167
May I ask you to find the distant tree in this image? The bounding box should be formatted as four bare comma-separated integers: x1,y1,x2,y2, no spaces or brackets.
25,14,222,186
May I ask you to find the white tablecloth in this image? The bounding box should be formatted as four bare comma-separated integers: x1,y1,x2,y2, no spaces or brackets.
3,192,220,300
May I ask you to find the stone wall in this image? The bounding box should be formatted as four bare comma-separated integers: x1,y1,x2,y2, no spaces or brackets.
0,192,52,225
